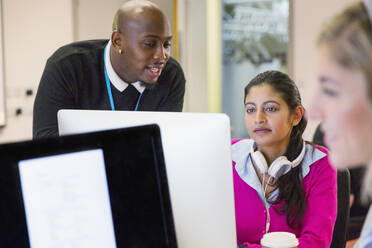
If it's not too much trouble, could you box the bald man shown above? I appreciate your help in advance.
[33,0,185,138]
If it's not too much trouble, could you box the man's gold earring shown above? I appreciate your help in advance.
[119,49,123,54]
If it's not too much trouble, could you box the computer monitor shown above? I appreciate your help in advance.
[0,125,177,248]
[58,110,237,248]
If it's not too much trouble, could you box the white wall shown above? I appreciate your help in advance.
[74,0,174,41]
[182,0,208,112]
[291,0,356,140]
[0,0,73,143]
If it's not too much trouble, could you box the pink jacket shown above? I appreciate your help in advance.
[232,139,337,248]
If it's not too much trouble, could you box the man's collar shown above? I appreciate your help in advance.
[104,40,146,93]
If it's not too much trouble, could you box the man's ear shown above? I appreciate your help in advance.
[111,31,123,49]
[292,106,304,126]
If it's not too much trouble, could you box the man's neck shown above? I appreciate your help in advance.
[109,45,133,84]
[257,143,288,166]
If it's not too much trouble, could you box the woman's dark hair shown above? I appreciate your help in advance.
[244,70,307,228]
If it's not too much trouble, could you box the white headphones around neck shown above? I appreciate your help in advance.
[250,141,306,180]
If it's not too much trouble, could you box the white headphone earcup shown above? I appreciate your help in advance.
[291,141,307,168]
[251,151,268,174]
[268,156,292,178]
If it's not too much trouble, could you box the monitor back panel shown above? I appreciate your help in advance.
[0,125,177,248]
[58,110,237,248]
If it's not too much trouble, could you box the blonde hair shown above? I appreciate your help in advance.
[318,2,372,203]
[318,2,372,102]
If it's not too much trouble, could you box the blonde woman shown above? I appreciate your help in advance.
[309,1,372,247]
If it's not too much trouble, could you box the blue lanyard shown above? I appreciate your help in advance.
[103,45,143,111]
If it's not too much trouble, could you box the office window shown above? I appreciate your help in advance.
[222,0,289,138]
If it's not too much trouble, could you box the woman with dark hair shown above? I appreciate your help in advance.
[308,1,372,247]
[232,70,337,247]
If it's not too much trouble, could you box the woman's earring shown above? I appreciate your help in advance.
[119,49,123,54]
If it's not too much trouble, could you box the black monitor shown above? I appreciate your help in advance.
[0,124,177,248]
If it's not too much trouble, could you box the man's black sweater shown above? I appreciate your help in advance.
[33,40,186,138]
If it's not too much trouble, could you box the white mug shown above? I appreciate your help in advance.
[261,232,299,248]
